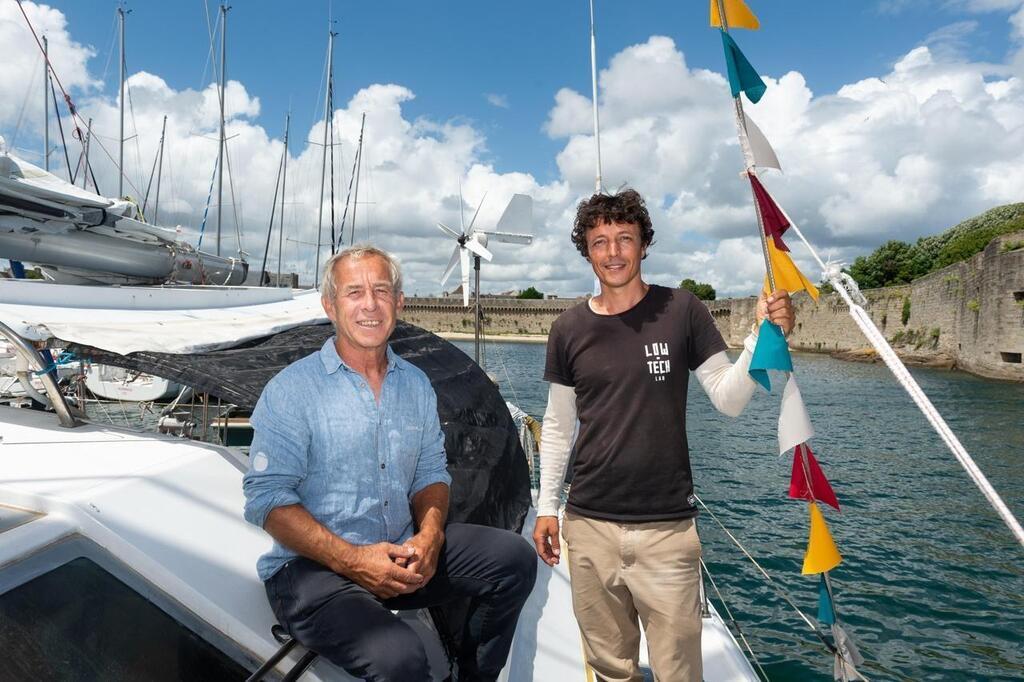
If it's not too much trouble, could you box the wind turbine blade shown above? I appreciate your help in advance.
[437,222,461,239]
[477,230,533,245]
[464,237,494,261]
[467,191,488,235]
[440,244,460,286]
[460,247,471,307]
[495,194,533,234]
[459,180,466,234]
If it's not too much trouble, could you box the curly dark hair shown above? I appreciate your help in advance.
[571,188,655,260]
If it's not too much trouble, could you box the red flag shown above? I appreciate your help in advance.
[789,444,840,511]
[749,174,790,252]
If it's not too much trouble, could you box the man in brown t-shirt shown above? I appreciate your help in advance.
[532,189,795,681]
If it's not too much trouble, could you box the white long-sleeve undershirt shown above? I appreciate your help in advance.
[536,331,760,517]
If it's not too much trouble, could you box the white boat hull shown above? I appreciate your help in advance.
[85,364,181,402]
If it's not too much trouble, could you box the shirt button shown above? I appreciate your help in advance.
[380,463,386,469]
[384,501,389,507]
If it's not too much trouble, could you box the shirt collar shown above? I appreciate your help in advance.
[319,336,403,375]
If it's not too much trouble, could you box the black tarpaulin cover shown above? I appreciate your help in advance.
[69,321,532,535]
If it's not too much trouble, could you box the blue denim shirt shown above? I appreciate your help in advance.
[242,337,452,581]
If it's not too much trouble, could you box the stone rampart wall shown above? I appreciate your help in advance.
[402,232,1024,381]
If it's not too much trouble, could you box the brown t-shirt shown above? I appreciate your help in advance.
[543,285,728,521]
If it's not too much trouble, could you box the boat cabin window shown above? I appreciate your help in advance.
[0,541,249,681]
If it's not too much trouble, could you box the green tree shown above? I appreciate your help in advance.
[848,240,917,289]
[679,278,716,301]
[517,286,544,299]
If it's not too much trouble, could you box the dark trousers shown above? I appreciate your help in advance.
[265,523,538,682]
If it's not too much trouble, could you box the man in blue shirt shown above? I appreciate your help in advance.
[243,245,537,681]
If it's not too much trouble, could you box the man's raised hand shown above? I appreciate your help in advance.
[757,288,795,336]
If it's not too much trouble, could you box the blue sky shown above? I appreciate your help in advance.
[2,1,1023,295]
[54,1,1018,182]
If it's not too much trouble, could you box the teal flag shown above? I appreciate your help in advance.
[748,319,792,390]
[721,30,767,103]
[818,574,836,625]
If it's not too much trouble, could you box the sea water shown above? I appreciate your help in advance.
[455,339,1024,681]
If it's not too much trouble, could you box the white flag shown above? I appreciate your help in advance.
[740,115,782,172]
[779,373,814,454]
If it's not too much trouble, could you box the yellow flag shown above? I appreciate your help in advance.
[802,502,842,575]
[763,239,820,301]
[710,0,760,30]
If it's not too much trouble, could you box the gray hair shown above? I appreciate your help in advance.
[320,245,403,299]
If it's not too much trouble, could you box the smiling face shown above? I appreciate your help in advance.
[321,254,404,358]
[586,219,645,292]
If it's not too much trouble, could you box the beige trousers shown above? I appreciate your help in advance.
[563,511,703,682]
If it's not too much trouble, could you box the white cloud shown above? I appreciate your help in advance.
[2,2,1024,300]
[0,1,97,160]
[485,93,509,109]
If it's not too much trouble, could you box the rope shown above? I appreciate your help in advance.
[32,351,77,376]
[774,204,1024,549]
[694,494,870,681]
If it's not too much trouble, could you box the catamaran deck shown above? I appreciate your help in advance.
[0,404,757,680]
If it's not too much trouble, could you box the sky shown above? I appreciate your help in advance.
[1,0,1023,297]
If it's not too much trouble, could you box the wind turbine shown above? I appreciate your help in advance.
[438,190,534,364]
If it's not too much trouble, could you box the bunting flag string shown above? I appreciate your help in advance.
[720,31,767,103]
[710,3,866,677]
[803,502,843,574]
[790,444,841,510]
[779,377,814,454]
[764,238,821,302]
[748,318,791,391]
[710,0,760,30]
[740,114,782,172]
[749,174,790,251]
[817,575,836,626]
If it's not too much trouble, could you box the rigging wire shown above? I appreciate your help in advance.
[9,52,41,155]
[16,2,147,199]
[694,494,869,681]
[700,558,769,682]
[99,12,119,87]
[125,67,146,202]
[198,1,220,91]
[223,139,245,255]
[49,78,73,182]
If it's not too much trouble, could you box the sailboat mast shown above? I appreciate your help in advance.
[43,35,49,172]
[216,4,229,257]
[589,0,603,194]
[118,6,125,197]
[82,118,93,190]
[350,113,365,246]
[315,29,335,287]
[278,112,289,286]
[154,115,167,223]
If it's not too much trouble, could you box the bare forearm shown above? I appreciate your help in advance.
[263,504,355,574]
[411,482,449,539]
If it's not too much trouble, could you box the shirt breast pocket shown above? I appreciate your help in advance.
[389,423,423,479]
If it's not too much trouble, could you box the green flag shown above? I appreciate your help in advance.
[721,30,767,103]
